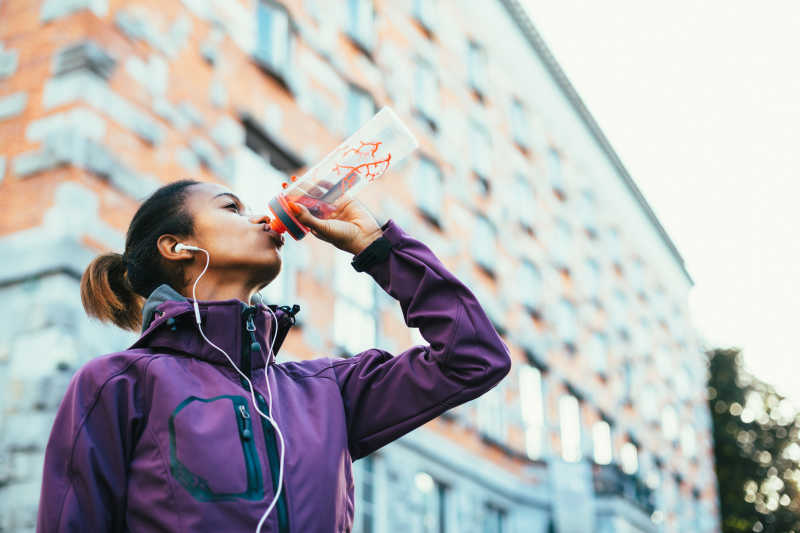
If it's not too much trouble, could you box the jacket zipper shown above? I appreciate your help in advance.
[236,402,260,495]
[241,306,290,533]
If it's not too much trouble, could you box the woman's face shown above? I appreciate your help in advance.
[182,182,284,287]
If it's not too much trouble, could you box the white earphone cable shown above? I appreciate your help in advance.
[186,246,287,533]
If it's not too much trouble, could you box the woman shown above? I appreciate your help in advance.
[37,179,511,532]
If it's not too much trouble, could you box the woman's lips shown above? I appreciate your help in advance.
[264,226,284,248]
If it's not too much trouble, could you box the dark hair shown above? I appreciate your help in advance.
[80,179,200,331]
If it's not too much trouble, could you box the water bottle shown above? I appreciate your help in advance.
[268,106,419,240]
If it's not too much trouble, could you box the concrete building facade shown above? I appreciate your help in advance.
[0,0,719,531]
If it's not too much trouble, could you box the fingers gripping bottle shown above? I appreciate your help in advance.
[268,106,419,240]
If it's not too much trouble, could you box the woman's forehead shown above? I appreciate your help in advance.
[192,182,232,198]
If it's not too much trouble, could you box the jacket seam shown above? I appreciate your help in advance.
[141,355,187,533]
[56,354,153,531]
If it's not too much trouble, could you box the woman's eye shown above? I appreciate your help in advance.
[225,203,240,213]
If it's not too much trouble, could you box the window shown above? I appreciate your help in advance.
[516,261,542,312]
[630,257,646,295]
[353,456,376,533]
[585,332,608,374]
[411,156,444,227]
[510,98,529,149]
[477,380,507,443]
[346,84,375,136]
[333,249,376,355]
[661,405,678,441]
[607,227,622,264]
[551,218,572,267]
[255,1,291,78]
[412,0,437,34]
[471,215,497,275]
[414,59,438,129]
[631,317,652,355]
[576,189,597,235]
[559,394,581,462]
[674,362,692,401]
[482,504,506,533]
[592,420,612,465]
[621,359,633,400]
[640,381,659,422]
[346,0,374,53]
[620,441,639,474]
[680,425,697,458]
[519,364,544,460]
[468,121,491,179]
[554,298,578,348]
[413,472,447,533]
[510,174,536,230]
[578,258,601,298]
[609,289,628,333]
[467,40,488,98]
[242,115,305,174]
[547,148,565,196]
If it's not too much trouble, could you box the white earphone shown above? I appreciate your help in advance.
[175,242,285,533]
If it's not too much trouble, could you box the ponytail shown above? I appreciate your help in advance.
[80,252,144,331]
[79,179,200,332]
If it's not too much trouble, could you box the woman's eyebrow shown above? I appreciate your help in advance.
[213,192,244,206]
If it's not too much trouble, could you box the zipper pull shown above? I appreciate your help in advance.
[238,404,252,440]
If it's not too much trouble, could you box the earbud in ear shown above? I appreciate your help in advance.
[175,243,199,252]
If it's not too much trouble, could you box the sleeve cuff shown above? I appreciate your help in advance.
[351,220,395,272]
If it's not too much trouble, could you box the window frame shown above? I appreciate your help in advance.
[468,120,492,181]
[519,364,545,461]
[254,0,293,88]
[345,0,375,55]
[345,83,376,136]
[510,97,530,151]
[470,213,498,276]
[467,39,488,100]
[411,155,444,228]
[546,148,566,199]
[412,0,437,35]
[592,419,613,465]
[559,393,582,462]
[413,57,439,131]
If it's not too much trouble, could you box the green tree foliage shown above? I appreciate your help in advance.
[708,348,800,532]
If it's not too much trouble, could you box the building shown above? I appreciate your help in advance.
[0,0,720,531]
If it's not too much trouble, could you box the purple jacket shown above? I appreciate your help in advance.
[37,220,511,532]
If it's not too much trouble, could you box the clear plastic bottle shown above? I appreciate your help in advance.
[268,106,419,240]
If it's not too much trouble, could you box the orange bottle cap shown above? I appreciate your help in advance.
[270,217,287,234]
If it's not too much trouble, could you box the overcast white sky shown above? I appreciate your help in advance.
[522,0,800,405]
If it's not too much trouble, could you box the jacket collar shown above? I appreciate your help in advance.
[130,284,299,371]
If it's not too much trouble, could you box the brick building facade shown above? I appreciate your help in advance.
[0,0,719,531]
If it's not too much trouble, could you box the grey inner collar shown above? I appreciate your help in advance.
[140,284,188,333]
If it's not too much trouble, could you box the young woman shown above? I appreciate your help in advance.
[36,179,511,533]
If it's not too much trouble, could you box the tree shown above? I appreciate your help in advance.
[708,348,800,533]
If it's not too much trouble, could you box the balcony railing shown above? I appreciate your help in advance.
[592,463,655,515]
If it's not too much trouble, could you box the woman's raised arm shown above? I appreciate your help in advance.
[330,220,512,460]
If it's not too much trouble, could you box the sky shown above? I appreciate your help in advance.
[521,0,800,405]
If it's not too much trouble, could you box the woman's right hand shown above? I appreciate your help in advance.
[288,198,383,256]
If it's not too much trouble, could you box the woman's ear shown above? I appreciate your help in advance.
[157,234,193,261]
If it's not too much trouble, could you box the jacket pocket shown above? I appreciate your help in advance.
[168,395,264,501]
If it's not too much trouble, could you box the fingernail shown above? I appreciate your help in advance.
[288,201,302,215]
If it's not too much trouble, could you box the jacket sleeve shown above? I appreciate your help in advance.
[37,357,144,532]
[333,220,512,459]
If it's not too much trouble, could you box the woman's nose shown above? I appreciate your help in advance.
[250,213,272,225]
